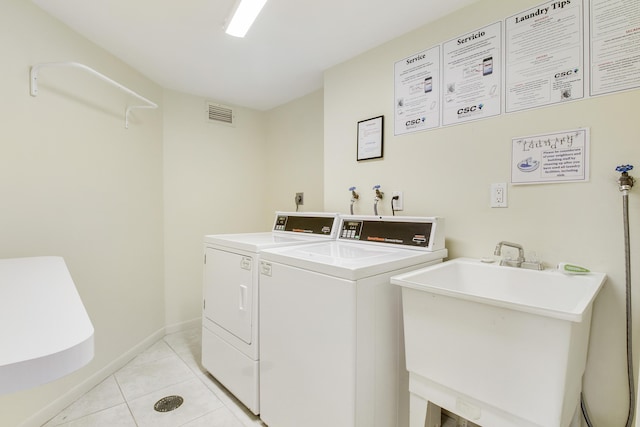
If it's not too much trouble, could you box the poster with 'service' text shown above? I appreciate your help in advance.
[442,22,502,126]
[590,0,640,96]
[394,46,440,136]
[505,0,585,112]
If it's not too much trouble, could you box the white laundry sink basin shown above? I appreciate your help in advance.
[391,258,606,427]
[393,257,605,322]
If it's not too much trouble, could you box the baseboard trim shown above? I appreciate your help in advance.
[165,316,201,335]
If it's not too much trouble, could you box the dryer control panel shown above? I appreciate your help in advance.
[339,216,445,251]
[273,213,339,236]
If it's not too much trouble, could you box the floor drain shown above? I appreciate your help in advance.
[153,395,184,412]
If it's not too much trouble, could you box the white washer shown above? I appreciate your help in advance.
[258,216,447,427]
[202,211,340,415]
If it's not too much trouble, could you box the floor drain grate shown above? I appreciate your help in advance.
[153,395,184,412]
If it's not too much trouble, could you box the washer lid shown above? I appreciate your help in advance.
[260,241,448,281]
[204,232,322,252]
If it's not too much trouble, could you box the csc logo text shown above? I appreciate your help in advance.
[457,104,484,115]
[405,118,425,127]
[555,68,579,78]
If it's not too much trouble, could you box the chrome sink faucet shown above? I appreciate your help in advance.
[494,241,525,267]
[494,241,544,270]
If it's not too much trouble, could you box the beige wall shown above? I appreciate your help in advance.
[162,90,271,327]
[265,89,325,213]
[0,3,325,424]
[324,0,640,425]
[0,0,165,425]
[5,0,637,425]
[162,88,325,328]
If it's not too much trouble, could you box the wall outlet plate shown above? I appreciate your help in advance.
[392,191,403,211]
[490,183,507,208]
[295,192,304,205]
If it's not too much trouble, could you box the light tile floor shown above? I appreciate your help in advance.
[43,327,267,427]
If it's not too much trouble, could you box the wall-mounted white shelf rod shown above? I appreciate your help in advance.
[30,61,158,129]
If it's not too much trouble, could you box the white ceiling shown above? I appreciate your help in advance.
[32,0,479,111]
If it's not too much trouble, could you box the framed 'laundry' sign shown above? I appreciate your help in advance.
[511,128,590,184]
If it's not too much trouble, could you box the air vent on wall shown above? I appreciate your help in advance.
[206,102,234,126]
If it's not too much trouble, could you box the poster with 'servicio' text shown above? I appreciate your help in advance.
[442,22,502,126]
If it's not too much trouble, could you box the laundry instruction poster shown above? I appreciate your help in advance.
[511,128,590,184]
[394,46,440,135]
[590,0,640,96]
[505,0,585,112]
[442,22,502,126]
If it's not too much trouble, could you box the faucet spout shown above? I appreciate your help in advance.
[494,241,525,266]
[494,241,544,270]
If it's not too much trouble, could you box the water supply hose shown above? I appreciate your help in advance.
[582,164,635,427]
[349,187,359,215]
[619,166,635,427]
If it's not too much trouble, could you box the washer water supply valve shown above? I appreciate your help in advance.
[617,164,635,193]
[294,192,304,211]
[349,186,359,215]
[373,185,384,216]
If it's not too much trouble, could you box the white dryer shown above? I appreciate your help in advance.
[202,211,340,415]
[258,215,447,427]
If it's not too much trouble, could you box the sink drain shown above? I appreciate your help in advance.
[153,395,184,412]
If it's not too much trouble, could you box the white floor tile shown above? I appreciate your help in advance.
[115,353,196,401]
[45,327,267,427]
[176,345,207,376]
[164,327,202,355]
[128,339,178,368]
[54,403,136,427]
[181,406,244,427]
[198,374,266,427]
[43,376,124,426]
[127,378,223,427]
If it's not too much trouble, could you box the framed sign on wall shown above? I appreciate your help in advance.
[357,115,384,161]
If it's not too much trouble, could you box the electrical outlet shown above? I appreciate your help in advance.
[490,183,507,208]
[391,191,404,211]
[295,192,304,206]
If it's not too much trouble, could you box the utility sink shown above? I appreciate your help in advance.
[394,257,605,322]
[391,258,606,427]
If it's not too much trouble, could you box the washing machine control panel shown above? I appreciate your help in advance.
[341,220,364,240]
[273,214,337,236]
[339,217,443,250]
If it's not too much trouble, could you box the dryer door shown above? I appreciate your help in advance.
[204,247,254,344]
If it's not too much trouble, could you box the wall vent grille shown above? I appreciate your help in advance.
[206,102,234,125]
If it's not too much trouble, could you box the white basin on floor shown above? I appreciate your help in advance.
[391,258,606,427]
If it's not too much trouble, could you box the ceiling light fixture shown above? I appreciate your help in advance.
[225,0,268,38]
